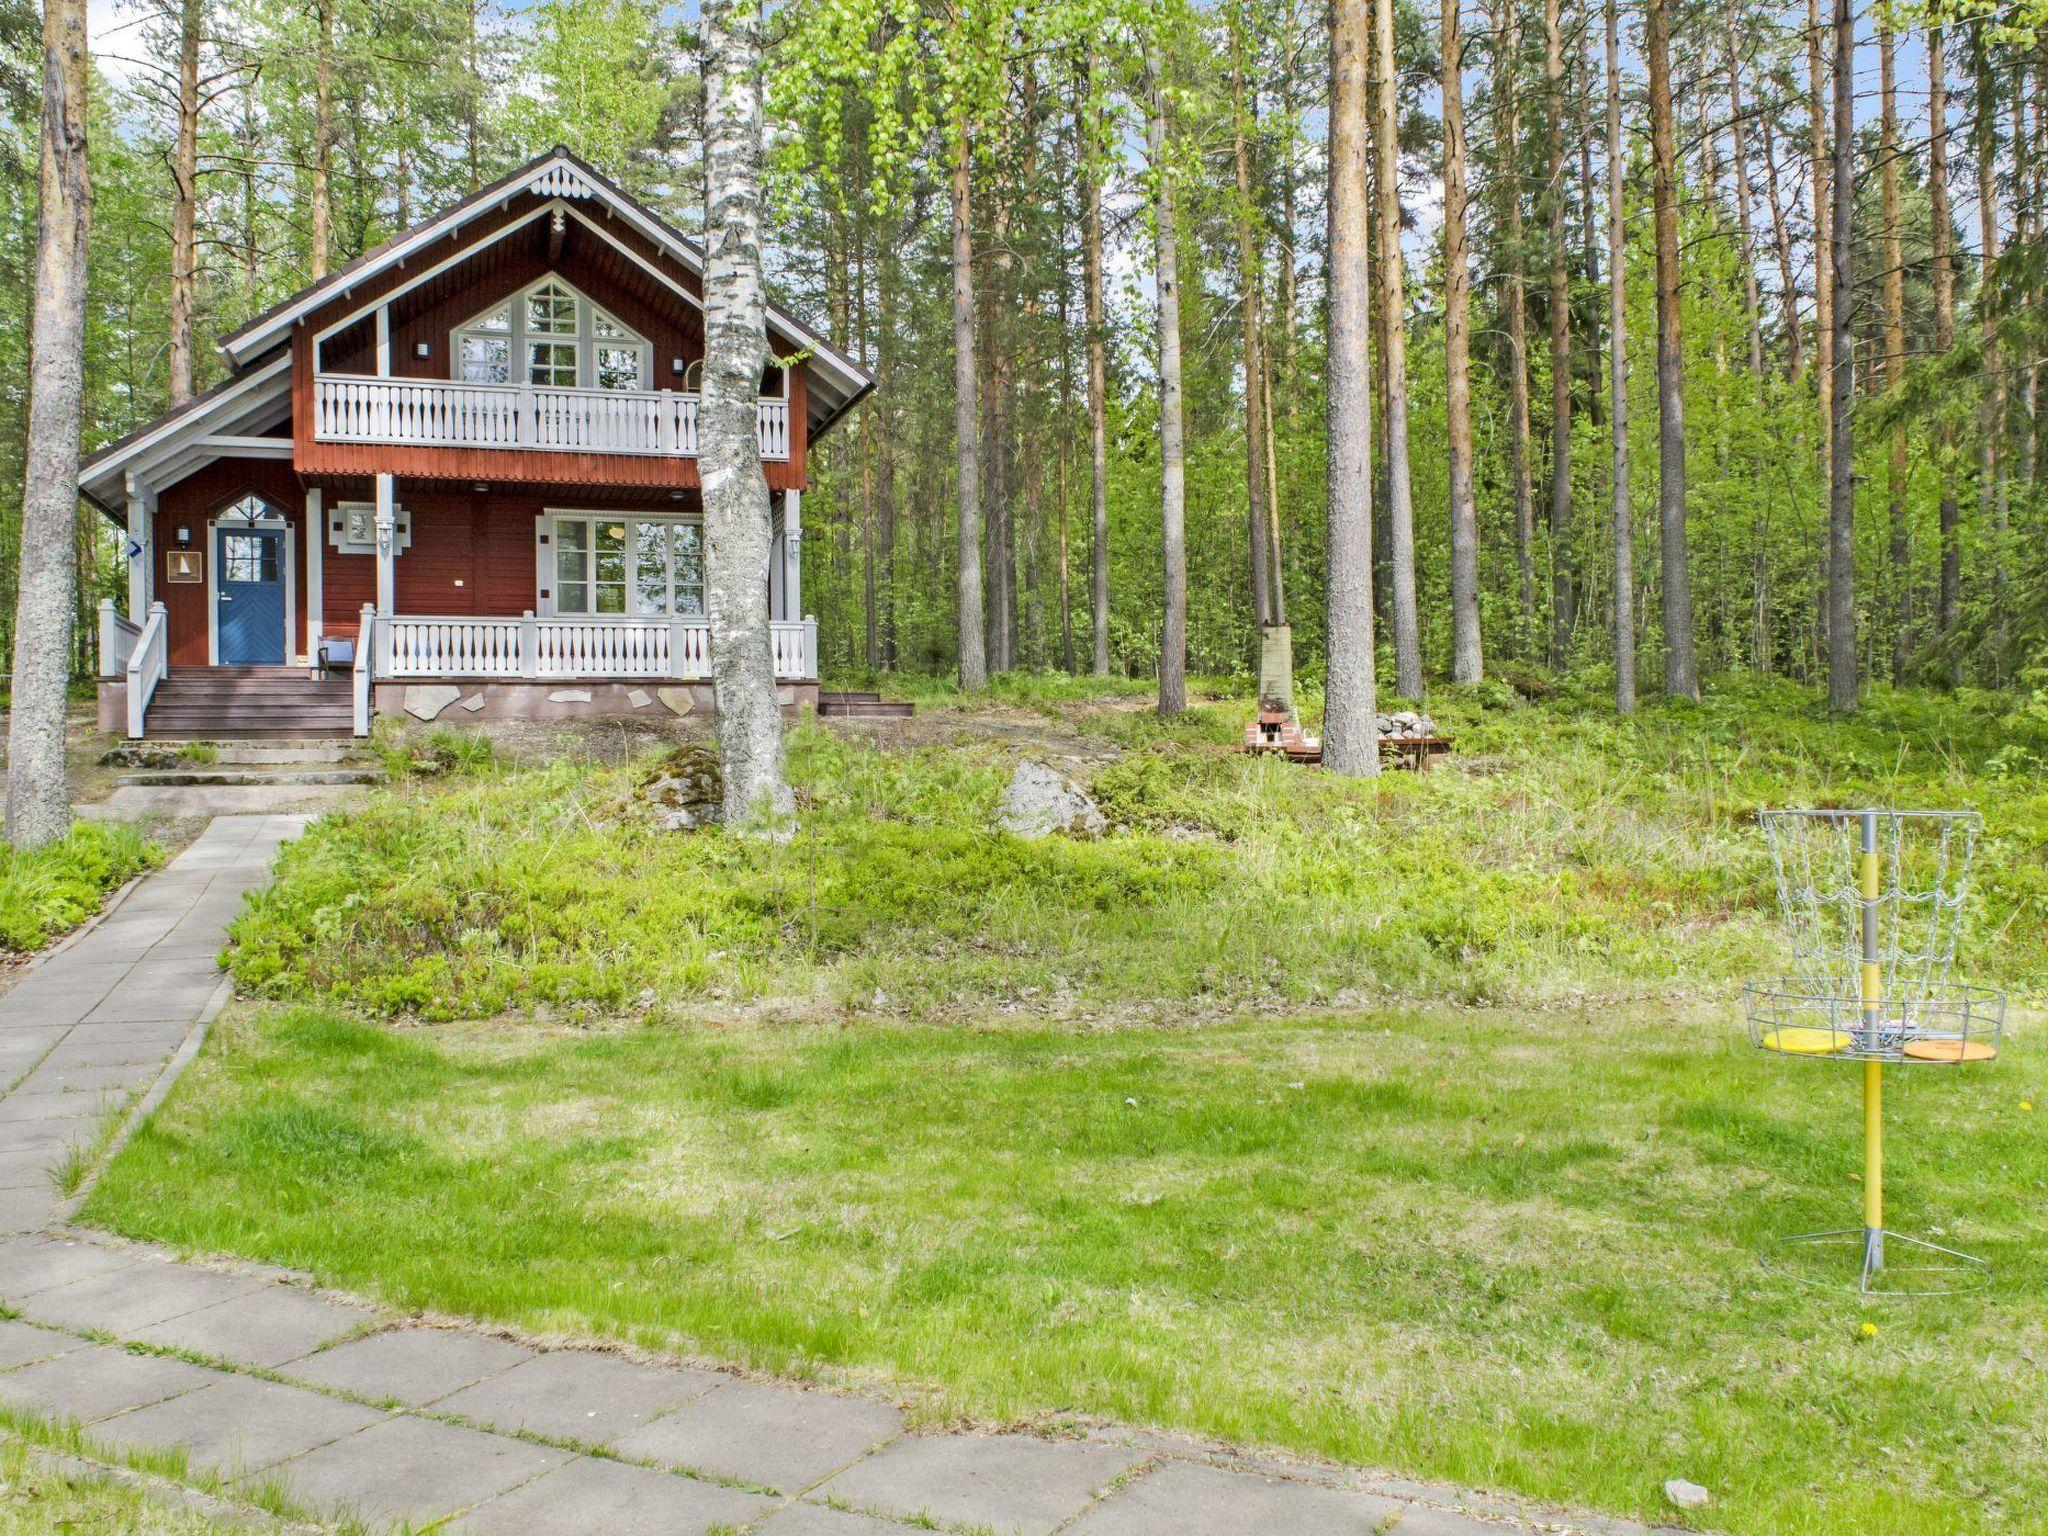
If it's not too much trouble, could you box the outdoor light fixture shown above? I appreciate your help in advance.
[671,357,686,375]
[414,341,431,359]
[174,525,191,547]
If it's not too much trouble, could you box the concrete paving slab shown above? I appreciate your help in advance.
[432,1349,724,1447]
[0,1087,136,1123]
[89,1374,388,1478]
[0,1317,84,1369]
[1375,1506,1536,1535]
[1065,1460,1406,1536]
[450,1454,776,1535]
[84,983,228,1026]
[0,1341,215,1423]
[258,1413,571,1531]
[0,1184,56,1233]
[282,1326,535,1407]
[758,1505,922,1536]
[16,1062,154,1094]
[131,1282,380,1367]
[816,1434,1148,1536]
[0,1117,97,1156]
[614,1378,904,1493]
[18,1258,266,1335]
[0,1236,139,1301]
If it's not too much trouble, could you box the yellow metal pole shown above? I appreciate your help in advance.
[1860,814,1884,1281]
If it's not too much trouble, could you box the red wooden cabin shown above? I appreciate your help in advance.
[83,147,870,740]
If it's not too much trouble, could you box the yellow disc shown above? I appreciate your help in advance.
[1762,1026,1854,1056]
[1902,1038,1998,1063]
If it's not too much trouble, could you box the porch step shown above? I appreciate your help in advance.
[113,768,387,789]
[142,667,356,741]
[818,690,915,720]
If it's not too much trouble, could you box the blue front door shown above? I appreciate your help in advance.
[215,524,287,664]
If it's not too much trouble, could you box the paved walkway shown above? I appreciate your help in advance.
[0,817,1678,1536]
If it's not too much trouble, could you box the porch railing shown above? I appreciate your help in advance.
[125,602,168,740]
[353,606,376,738]
[312,375,793,462]
[98,600,141,680]
[373,612,814,683]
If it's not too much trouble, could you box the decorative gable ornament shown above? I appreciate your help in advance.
[531,163,597,200]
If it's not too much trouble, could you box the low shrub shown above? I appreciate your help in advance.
[0,822,161,953]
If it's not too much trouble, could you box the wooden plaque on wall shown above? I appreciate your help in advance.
[165,550,202,584]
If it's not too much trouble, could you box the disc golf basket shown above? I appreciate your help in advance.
[1744,809,2004,1294]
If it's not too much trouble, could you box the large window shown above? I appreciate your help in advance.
[454,279,650,392]
[554,515,703,616]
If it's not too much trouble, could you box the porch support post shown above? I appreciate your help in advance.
[123,476,152,620]
[305,487,324,658]
[374,472,397,615]
[519,611,538,679]
[783,488,802,623]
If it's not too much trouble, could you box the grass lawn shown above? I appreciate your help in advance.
[80,675,2048,1534]
[0,821,159,955]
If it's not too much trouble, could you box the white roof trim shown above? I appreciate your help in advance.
[81,355,293,503]
[222,149,868,404]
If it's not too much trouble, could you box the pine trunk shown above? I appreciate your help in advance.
[1970,23,2007,673]
[1606,0,1633,713]
[310,0,334,278]
[1826,0,1857,710]
[168,0,201,403]
[1443,0,1484,684]
[1723,19,1766,375]
[949,118,987,690]
[1647,0,1696,697]
[1496,0,1537,652]
[1147,36,1187,717]
[1928,24,1959,676]
[1231,8,1273,631]
[1325,0,1380,774]
[1080,54,1111,678]
[6,0,91,849]
[1880,23,1909,681]
[1376,0,1422,696]
[1544,0,1574,666]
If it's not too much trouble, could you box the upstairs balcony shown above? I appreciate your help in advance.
[310,374,794,463]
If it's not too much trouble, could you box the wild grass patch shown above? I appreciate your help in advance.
[0,822,160,954]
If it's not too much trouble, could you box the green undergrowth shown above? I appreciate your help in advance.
[0,822,161,954]
[221,675,2048,1021]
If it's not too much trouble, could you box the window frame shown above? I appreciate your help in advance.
[451,277,652,394]
[545,511,704,618]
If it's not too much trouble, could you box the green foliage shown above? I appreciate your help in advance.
[0,822,161,954]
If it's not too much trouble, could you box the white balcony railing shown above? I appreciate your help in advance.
[312,375,792,462]
[375,613,815,683]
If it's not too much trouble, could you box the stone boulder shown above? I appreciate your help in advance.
[998,761,1107,839]
[640,745,724,832]
[1376,710,1438,741]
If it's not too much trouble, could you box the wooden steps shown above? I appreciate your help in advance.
[817,690,915,720]
[142,667,356,741]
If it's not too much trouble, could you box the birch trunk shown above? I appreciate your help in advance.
[1808,0,1832,456]
[1146,35,1187,717]
[168,0,201,404]
[1543,0,1574,666]
[1970,22,2006,671]
[1325,0,1379,775]
[950,116,987,690]
[1647,0,1696,698]
[1375,0,1421,696]
[1606,0,1633,713]
[1826,0,1857,710]
[1080,54,1110,677]
[1443,0,1484,684]
[6,0,91,849]
[699,0,791,830]
[1723,21,1766,375]
[1928,24,1959,674]
[1495,0,1536,652]
[1231,7,1272,630]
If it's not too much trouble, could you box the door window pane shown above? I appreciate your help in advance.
[672,524,704,615]
[555,521,589,612]
[635,522,668,614]
[592,521,628,613]
[222,534,277,584]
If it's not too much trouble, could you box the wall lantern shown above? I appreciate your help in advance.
[671,357,686,376]
[174,525,192,548]
[415,341,432,359]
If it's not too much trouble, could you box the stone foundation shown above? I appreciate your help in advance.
[375,679,819,725]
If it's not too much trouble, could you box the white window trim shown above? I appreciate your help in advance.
[540,510,704,619]
[452,275,651,393]
[328,499,412,555]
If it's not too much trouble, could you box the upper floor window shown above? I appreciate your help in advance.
[454,278,650,392]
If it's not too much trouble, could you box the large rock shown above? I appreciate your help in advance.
[998,761,1106,839]
[404,685,463,722]
[640,745,724,832]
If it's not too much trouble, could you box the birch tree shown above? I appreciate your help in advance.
[1325,0,1378,774]
[1442,0,1483,684]
[6,0,91,849]
[1145,27,1187,716]
[1375,0,1420,697]
[1606,0,1632,712]
[699,0,791,829]
[1647,0,1697,698]
[1825,0,1856,710]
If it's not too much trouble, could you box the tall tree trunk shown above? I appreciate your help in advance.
[1080,53,1110,678]
[1826,0,1857,710]
[699,0,790,829]
[1543,0,1574,666]
[167,0,201,404]
[1495,0,1537,652]
[310,0,334,279]
[1376,0,1422,695]
[1647,0,1696,697]
[1723,19,1766,375]
[1757,100,1802,378]
[1606,0,1633,713]
[1326,0,1379,774]
[1443,0,1484,684]
[238,80,259,303]
[1928,23,1959,678]
[6,0,91,848]
[1879,20,1909,681]
[1808,0,1832,472]
[1146,36,1187,717]
[1231,5,1273,631]
[1970,22,2007,672]
[949,116,987,690]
